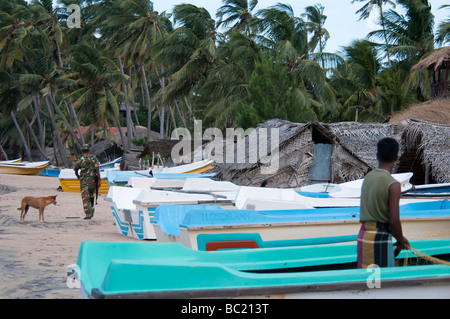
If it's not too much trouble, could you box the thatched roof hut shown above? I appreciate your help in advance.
[398,119,450,184]
[411,46,450,99]
[329,122,402,170]
[211,119,371,188]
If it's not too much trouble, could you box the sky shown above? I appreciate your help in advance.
[152,0,449,54]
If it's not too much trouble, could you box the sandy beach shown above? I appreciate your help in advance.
[0,173,138,299]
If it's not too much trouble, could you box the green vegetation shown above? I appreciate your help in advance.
[0,0,447,162]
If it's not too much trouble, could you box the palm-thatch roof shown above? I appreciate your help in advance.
[211,119,371,188]
[329,122,402,170]
[411,46,450,71]
[400,119,450,184]
[390,98,450,125]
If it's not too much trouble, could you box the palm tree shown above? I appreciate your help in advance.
[436,4,449,45]
[0,0,34,69]
[100,0,170,139]
[303,4,329,56]
[255,4,337,120]
[330,40,383,122]
[154,4,217,112]
[352,0,396,65]
[194,31,261,128]
[65,43,128,147]
[216,0,259,36]
[370,0,434,63]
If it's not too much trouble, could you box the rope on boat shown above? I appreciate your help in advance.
[402,245,450,266]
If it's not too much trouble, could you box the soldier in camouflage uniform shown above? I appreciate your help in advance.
[74,144,101,220]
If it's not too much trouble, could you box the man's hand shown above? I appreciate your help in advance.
[394,236,410,257]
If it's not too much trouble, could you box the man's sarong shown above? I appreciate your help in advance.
[357,221,394,268]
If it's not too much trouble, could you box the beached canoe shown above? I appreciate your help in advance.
[106,170,215,187]
[235,185,433,210]
[105,185,235,240]
[297,172,414,198]
[74,239,450,299]
[59,169,109,194]
[104,186,153,240]
[0,158,21,164]
[150,159,214,174]
[99,157,122,170]
[403,183,450,197]
[0,160,49,176]
[161,200,450,250]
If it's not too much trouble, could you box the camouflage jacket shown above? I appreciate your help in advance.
[73,154,100,182]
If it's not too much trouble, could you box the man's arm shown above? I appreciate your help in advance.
[388,182,409,256]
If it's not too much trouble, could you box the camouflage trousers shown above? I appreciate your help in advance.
[80,180,96,217]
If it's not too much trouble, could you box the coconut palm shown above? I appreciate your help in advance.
[436,5,449,45]
[65,42,128,146]
[352,0,396,65]
[303,4,329,55]
[216,0,259,36]
[330,40,383,122]
[154,4,217,109]
[99,0,171,139]
[370,0,434,63]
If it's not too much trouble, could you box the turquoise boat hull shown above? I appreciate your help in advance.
[75,239,450,299]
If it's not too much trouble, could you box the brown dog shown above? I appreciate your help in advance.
[18,195,57,223]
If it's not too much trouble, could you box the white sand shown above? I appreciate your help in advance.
[0,173,138,299]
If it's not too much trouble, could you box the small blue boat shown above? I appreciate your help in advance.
[74,239,450,299]
[40,165,61,177]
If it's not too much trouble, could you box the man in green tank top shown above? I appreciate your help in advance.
[357,138,409,268]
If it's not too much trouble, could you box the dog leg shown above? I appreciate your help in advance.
[21,205,29,223]
[39,208,45,223]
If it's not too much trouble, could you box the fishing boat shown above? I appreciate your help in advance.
[151,159,214,174]
[403,183,450,198]
[234,185,432,210]
[0,158,21,164]
[59,169,109,194]
[40,165,61,177]
[104,186,152,240]
[42,157,121,178]
[156,200,450,250]
[0,160,49,176]
[296,172,413,198]
[99,157,122,170]
[106,170,215,187]
[74,239,450,299]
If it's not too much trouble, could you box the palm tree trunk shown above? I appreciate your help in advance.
[140,64,153,139]
[24,118,48,159]
[118,56,133,150]
[31,95,46,151]
[66,100,84,145]
[156,67,166,139]
[49,93,83,151]
[379,7,392,66]
[45,97,70,167]
[129,67,140,127]
[10,111,33,161]
[0,143,8,160]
